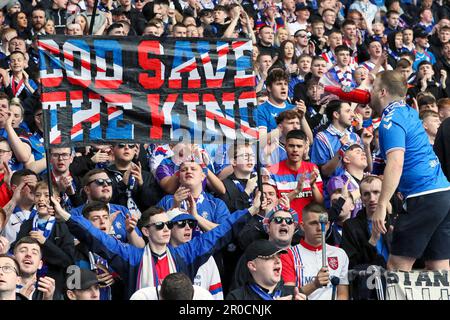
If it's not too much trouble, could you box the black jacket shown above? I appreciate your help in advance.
[74,242,125,300]
[219,174,253,213]
[105,164,162,211]
[13,219,75,297]
[407,79,447,101]
[227,280,295,300]
[434,117,450,181]
[341,209,392,269]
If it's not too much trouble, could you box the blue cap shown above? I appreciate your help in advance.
[295,3,310,11]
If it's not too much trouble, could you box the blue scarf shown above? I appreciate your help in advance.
[248,283,282,300]
[32,215,56,239]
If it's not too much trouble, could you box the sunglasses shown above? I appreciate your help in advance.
[270,216,295,225]
[175,220,197,229]
[117,143,136,149]
[87,178,113,187]
[145,221,174,230]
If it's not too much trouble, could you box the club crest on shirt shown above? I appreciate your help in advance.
[328,257,339,270]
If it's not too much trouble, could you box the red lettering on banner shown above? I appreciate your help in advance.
[147,93,178,139]
[138,41,164,89]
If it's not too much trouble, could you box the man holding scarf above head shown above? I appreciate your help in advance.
[50,188,263,299]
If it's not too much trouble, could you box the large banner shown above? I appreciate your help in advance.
[38,36,258,147]
[386,270,450,300]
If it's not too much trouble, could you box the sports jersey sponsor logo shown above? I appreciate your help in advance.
[328,256,339,270]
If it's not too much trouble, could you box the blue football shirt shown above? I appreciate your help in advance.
[256,100,294,132]
[378,101,450,198]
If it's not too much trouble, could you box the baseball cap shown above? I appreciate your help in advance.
[244,240,287,262]
[7,0,20,10]
[414,28,428,39]
[294,28,310,38]
[78,268,101,290]
[166,208,196,223]
[295,3,310,11]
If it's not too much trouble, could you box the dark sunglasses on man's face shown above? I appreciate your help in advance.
[175,220,197,229]
[117,143,136,149]
[145,221,174,230]
[88,178,113,187]
[270,216,294,225]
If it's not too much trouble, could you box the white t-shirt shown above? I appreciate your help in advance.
[130,285,214,300]
[3,209,32,243]
[288,22,308,36]
[194,256,224,300]
[281,242,349,300]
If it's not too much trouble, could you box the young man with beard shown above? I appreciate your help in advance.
[227,239,306,300]
[30,6,47,37]
[370,70,450,271]
[1,169,38,243]
[269,129,324,221]
[51,189,262,298]
[13,236,56,300]
[310,100,362,179]
[341,175,392,269]
[70,169,144,247]
[166,208,223,300]
[13,181,74,298]
[106,142,161,214]
[281,203,350,300]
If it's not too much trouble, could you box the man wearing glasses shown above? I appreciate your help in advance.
[0,254,25,300]
[43,147,83,211]
[70,168,145,248]
[231,204,300,291]
[106,142,161,214]
[167,208,223,300]
[50,191,262,299]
